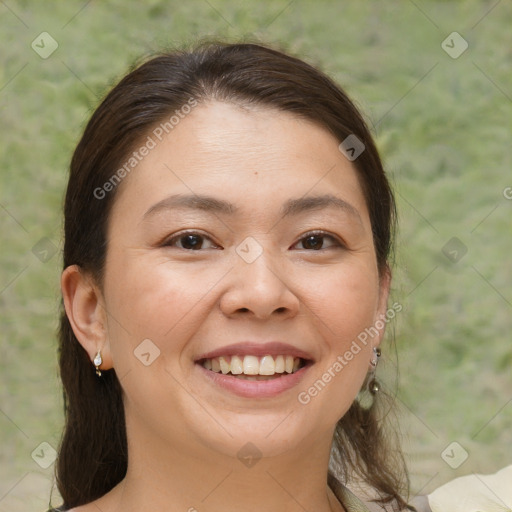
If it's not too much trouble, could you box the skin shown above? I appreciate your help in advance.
[62,101,391,512]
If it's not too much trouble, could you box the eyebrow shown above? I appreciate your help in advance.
[143,193,361,221]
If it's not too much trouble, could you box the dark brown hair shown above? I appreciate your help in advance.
[55,41,409,510]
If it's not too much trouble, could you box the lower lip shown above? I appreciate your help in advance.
[195,362,313,398]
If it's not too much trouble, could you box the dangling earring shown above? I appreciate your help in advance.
[370,346,381,369]
[356,347,381,409]
[368,347,381,394]
[93,350,103,377]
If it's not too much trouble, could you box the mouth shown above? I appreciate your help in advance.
[194,350,314,398]
[197,354,309,380]
[193,341,315,398]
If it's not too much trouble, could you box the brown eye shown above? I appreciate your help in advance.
[163,231,219,250]
[292,232,342,251]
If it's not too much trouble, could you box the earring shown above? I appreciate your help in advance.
[369,346,381,369]
[93,350,102,377]
[356,347,381,409]
[368,377,380,395]
[368,347,381,395]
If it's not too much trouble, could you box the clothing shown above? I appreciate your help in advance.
[409,495,431,512]
[337,485,373,511]
[427,465,512,512]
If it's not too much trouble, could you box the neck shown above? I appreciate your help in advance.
[99,417,345,512]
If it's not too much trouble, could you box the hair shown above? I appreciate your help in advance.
[55,41,410,510]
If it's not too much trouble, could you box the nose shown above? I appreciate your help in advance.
[219,247,300,320]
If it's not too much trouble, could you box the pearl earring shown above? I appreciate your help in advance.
[93,350,103,377]
[356,347,382,409]
[368,347,381,395]
[369,346,381,368]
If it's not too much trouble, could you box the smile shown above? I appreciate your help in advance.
[200,354,307,380]
[196,354,313,398]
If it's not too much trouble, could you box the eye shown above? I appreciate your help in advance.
[291,231,344,251]
[162,231,220,251]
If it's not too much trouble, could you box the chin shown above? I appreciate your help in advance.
[190,414,317,461]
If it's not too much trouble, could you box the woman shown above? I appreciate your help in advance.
[51,41,416,511]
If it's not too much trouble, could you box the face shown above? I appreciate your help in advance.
[97,101,389,459]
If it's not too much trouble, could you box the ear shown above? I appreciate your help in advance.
[61,265,113,372]
[374,264,392,347]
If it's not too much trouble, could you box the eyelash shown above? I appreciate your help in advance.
[161,230,345,251]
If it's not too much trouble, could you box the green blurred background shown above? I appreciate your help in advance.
[1,1,511,510]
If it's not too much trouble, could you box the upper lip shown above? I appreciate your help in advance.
[194,341,315,363]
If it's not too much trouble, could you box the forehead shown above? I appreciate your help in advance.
[109,101,369,225]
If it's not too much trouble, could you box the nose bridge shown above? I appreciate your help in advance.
[220,236,298,319]
[235,236,285,296]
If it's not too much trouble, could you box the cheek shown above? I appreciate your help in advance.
[295,263,379,421]
[102,256,229,365]
[307,261,380,345]
[100,259,213,417]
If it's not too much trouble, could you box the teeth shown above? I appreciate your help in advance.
[219,356,230,374]
[230,355,243,375]
[243,355,260,375]
[274,355,285,373]
[285,355,294,373]
[201,354,304,376]
[259,355,275,375]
